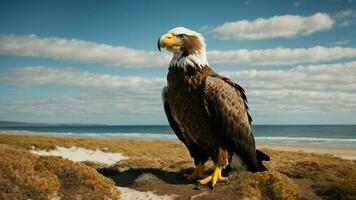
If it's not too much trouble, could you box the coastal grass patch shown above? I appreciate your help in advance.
[0,144,120,200]
[0,144,59,200]
[266,149,356,200]
[0,134,189,162]
[231,170,300,200]
[81,160,108,169]
[133,173,163,187]
[111,144,355,200]
[1,133,355,199]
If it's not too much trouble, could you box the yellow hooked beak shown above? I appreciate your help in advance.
[157,33,181,51]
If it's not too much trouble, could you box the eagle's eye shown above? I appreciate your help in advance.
[176,34,187,38]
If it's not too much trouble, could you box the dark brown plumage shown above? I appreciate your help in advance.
[163,65,269,171]
[159,27,269,187]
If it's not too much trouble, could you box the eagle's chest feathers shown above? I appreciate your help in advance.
[167,65,206,91]
[166,65,216,146]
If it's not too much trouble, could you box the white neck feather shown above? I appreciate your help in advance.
[166,27,209,68]
[169,49,209,68]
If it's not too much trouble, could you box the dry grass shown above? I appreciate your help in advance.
[1,133,356,200]
[0,144,59,200]
[232,171,300,200]
[81,160,108,169]
[0,144,120,200]
[266,149,356,200]
[0,133,189,163]
[133,173,163,187]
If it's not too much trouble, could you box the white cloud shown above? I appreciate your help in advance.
[334,9,356,27]
[248,90,356,115]
[0,35,171,68]
[208,46,356,66]
[222,61,356,91]
[0,67,165,115]
[333,9,356,27]
[334,10,355,19]
[2,66,164,92]
[210,13,334,40]
[1,92,163,116]
[331,40,349,46]
[222,61,356,114]
[1,62,356,119]
[2,35,356,67]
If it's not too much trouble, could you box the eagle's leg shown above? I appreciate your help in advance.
[198,148,228,188]
[183,162,205,180]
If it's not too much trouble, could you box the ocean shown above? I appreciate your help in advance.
[0,125,355,148]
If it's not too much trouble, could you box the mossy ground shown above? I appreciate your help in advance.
[1,133,355,200]
[0,143,120,200]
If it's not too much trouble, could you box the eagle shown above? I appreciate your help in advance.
[158,27,270,188]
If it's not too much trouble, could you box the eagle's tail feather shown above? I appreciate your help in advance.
[256,149,269,171]
[256,149,270,161]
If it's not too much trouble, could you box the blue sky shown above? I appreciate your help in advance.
[1,0,356,124]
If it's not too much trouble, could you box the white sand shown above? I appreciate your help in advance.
[117,187,173,200]
[258,144,356,160]
[334,154,356,160]
[30,146,128,165]
[31,146,173,200]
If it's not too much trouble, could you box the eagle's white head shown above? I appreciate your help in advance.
[158,27,208,68]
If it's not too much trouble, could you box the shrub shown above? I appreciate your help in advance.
[0,145,120,200]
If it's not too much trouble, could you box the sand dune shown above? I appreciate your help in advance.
[30,146,128,165]
[258,144,356,160]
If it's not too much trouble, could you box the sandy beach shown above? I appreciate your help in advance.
[1,133,355,200]
[257,144,356,160]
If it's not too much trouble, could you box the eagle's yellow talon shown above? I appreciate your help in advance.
[218,173,228,182]
[198,166,227,187]
[198,175,212,185]
[183,163,204,180]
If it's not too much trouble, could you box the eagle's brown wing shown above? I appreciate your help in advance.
[162,87,209,165]
[162,87,186,143]
[203,76,263,171]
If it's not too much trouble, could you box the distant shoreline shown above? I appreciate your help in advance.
[1,125,356,149]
